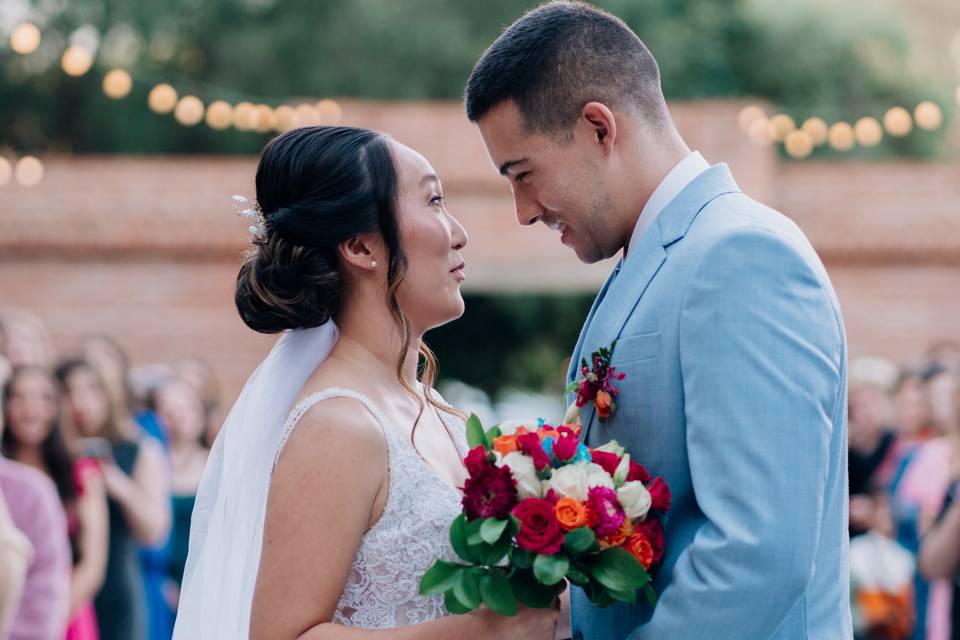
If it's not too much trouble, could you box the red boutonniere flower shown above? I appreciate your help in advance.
[566,340,626,422]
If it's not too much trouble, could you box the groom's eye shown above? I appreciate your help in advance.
[515,171,530,184]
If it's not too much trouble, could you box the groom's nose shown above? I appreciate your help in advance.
[513,188,543,226]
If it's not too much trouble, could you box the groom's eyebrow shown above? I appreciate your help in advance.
[498,158,528,176]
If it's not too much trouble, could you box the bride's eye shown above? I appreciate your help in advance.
[430,194,445,207]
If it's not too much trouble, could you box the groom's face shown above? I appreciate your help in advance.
[476,100,616,264]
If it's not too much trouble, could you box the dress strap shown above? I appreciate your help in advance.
[273,387,397,471]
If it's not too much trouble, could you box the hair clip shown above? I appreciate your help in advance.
[232,195,266,241]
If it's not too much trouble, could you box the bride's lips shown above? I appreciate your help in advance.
[450,261,466,282]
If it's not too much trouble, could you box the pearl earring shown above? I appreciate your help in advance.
[371,260,378,269]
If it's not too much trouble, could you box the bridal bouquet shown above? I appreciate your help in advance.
[419,416,671,616]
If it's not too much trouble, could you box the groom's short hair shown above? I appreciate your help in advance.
[465,1,668,136]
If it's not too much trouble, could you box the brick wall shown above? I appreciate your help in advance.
[1,100,957,406]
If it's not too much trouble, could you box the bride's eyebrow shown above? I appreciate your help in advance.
[420,174,439,186]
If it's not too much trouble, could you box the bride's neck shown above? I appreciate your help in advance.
[335,297,422,388]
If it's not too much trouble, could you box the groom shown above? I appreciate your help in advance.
[466,3,852,639]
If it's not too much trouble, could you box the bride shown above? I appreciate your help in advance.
[172,126,559,639]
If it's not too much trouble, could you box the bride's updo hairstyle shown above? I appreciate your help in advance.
[236,126,450,419]
[236,126,399,333]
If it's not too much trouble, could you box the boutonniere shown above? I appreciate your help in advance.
[564,340,626,423]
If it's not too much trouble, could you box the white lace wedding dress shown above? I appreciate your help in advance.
[278,387,469,628]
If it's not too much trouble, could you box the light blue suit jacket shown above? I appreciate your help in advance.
[568,165,852,640]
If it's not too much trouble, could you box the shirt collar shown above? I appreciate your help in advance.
[625,151,710,257]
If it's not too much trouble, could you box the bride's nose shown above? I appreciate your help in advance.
[449,213,468,250]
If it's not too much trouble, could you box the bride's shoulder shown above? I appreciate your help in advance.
[277,395,388,475]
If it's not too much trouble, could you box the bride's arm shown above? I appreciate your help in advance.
[250,398,557,640]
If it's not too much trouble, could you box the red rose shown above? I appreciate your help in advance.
[590,450,621,477]
[512,498,564,555]
[628,462,652,484]
[647,476,671,513]
[552,433,579,462]
[464,445,488,477]
[576,378,598,407]
[637,517,664,563]
[462,464,518,521]
[517,433,551,471]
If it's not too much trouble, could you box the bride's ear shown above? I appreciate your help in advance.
[338,233,384,273]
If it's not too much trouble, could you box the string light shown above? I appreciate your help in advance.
[204,101,233,130]
[148,84,178,114]
[273,105,298,132]
[747,117,773,145]
[737,105,766,132]
[784,130,814,159]
[10,23,41,55]
[801,117,829,146]
[769,114,796,142]
[254,104,275,133]
[14,156,44,187]
[61,46,93,76]
[0,157,11,186]
[232,102,257,131]
[174,96,204,126]
[883,107,912,137]
[102,69,132,99]
[914,101,942,130]
[854,117,883,147]
[317,99,342,124]
[295,103,320,127]
[955,85,960,109]
[828,122,855,151]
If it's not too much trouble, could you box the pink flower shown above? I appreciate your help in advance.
[518,432,551,471]
[462,464,518,521]
[552,432,580,462]
[628,461,652,484]
[590,450,621,477]
[648,476,671,513]
[512,498,564,555]
[586,486,626,538]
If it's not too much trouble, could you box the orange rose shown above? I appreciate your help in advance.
[538,429,561,442]
[594,391,614,418]
[599,519,633,549]
[554,498,588,531]
[625,533,655,569]
[492,435,519,457]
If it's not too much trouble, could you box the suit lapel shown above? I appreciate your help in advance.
[577,164,741,443]
[567,259,621,386]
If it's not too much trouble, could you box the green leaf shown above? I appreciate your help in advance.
[562,528,597,556]
[450,514,477,563]
[480,570,518,616]
[589,548,651,593]
[453,569,482,609]
[564,380,580,396]
[509,569,561,609]
[444,589,473,614]
[566,567,589,586]
[480,518,509,545]
[485,425,502,444]
[643,583,657,607]
[509,546,534,569]
[466,414,487,449]
[482,538,511,566]
[533,553,570,586]
[609,588,637,604]
[466,518,485,546]
[419,560,465,596]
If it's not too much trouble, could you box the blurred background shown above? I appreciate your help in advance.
[0,1,959,639]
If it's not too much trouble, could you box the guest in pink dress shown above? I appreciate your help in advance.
[2,366,108,640]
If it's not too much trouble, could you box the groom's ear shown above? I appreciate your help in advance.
[581,102,617,154]
[338,233,383,273]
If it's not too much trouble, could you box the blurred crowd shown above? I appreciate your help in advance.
[847,344,960,640]
[0,305,958,640]
[0,308,218,640]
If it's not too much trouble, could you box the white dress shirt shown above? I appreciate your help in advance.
[625,151,710,257]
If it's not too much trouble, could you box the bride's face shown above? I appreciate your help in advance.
[389,141,468,333]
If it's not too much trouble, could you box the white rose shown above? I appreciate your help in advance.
[501,452,542,499]
[617,481,652,520]
[546,462,613,502]
[498,419,536,436]
[545,463,589,502]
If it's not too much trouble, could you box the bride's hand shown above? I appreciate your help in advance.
[469,604,560,639]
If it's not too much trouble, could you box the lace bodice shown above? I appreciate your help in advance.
[277,387,468,629]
